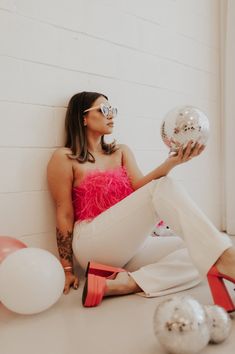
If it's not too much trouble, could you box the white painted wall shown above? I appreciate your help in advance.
[221,0,235,235]
[0,0,222,254]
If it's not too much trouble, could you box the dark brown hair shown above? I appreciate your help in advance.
[65,91,117,163]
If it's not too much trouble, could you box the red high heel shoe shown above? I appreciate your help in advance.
[82,274,107,307]
[85,261,125,278]
[207,265,235,313]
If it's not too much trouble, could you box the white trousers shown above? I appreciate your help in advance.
[72,176,232,297]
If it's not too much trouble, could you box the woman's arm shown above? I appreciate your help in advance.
[121,142,205,190]
[47,148,79,293]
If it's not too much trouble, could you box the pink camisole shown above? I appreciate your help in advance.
[72,166,134,222]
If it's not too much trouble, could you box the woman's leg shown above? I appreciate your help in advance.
[124,236,201,297]
[151,176,232,275]
[73,181,160,270]
[73,176,232,281]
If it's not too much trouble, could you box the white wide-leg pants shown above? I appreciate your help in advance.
[72,176,232,297]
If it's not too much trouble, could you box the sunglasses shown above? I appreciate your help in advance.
[83,103,118,118]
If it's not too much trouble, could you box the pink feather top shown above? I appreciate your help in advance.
[72,166,134,222]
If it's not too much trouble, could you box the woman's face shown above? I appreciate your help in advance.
[83,96,115,135]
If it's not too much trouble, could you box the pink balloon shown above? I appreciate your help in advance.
[0,236,27,264]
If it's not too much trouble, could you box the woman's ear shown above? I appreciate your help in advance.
[83,117,87,126]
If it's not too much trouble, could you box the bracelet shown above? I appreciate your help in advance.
[63,266,73,272]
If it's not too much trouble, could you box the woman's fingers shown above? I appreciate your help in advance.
[188,142,200,158]
[177,146,184,160]
[189,143,205,158]
[63,282,70,294]
[63,277,72,294]
[168,141,205,165]
[73,277,79,290]
[63,274,79,294]
[183,142,206,161]
[182,141,194,161]
[198,144,206,154]
[169,146,183,165]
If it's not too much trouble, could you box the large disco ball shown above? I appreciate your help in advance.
[161,106,210,152]
[153,295,210,354]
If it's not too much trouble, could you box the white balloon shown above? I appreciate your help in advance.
[0,248,65,315]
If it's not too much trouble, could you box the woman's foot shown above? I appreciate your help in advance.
[104,271,142,296]
[214,246,235,279]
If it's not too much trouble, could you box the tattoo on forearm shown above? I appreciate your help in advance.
[56,228,73,264]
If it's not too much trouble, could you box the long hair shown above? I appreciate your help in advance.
[65,91,117,163]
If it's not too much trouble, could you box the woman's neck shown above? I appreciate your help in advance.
[87,135,102,153]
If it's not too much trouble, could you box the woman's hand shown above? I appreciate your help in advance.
[166,141,206,168]
[63,271,80,295]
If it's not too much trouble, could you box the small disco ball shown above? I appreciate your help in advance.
[161,105,210,152]
[205,305,232,344]
[153,295,210,354]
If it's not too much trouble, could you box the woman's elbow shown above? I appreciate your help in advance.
[56,208,74,225]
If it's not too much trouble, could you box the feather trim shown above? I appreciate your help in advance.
[72,166,133,221]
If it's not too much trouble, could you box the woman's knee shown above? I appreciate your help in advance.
[153,175,183,198]
[151,175,174,189]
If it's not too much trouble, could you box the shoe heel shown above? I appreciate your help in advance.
[85,261,91,278]
[207,273,235,312]
[85,261,125,277]
[82,274,106,307]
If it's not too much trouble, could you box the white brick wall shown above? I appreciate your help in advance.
[0,0,222,253]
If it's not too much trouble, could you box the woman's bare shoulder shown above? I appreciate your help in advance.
[117,144,133,156]
[50,147,72,161]
[53,146,72,156]
[117,143,131,151]
[47,148,74,174]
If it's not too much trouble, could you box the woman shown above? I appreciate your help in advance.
[47,91,235,310]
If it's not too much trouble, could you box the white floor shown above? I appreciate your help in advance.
[1,267,235,354]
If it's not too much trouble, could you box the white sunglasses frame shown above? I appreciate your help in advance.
[83,103,118,118]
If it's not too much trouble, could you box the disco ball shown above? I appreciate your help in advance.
[153,295,210,354]
[161,106,210,152]
[205,305,232,344]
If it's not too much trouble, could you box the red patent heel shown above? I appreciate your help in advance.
[207,265,235,313]
[82,274,107,307]
[85,261,125,278]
